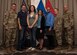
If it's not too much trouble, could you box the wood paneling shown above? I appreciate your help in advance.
[73,0,77,46]
[63,0,68,5]
[54,0,59,8]
[0,0,77,46]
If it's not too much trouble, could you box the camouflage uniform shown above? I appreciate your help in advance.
[63,11,74,46]
[54,14,62,46]
[3,10,17,47]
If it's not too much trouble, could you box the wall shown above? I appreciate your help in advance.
[0,0,77,46]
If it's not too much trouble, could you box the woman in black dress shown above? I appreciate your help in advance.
[36,10,45,50]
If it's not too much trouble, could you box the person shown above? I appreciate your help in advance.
[27,5,38,51]
[62,5,74,50]
[54,8,62,50]
[45,7,55,49]
[36,10,45,50]
[3,3,17,53]
[17,4,27,51]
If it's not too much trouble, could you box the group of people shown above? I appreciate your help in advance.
[3,3,74,53]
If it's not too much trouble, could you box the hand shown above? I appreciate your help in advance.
[29,25,33,29]
[30,25,33,28]
[49,28,51,31]
[19,26,22,30]
[28,26,30,28]
[4,13,7,16]
[5,26,8,30]
[40,30,42,33]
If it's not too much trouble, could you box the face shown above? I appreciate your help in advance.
[31,6,35,12]
[11,4,16,11]
[47,7,50,12]
[64,5,68,12]
[54,9,58,15]
[22,6,26,11]
[38,10,42,15]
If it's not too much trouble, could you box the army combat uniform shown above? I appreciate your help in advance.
[3,10,17,48]
[54,14,62,46]
[63,11,74,48]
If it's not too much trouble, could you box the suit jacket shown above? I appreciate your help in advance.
[40,16,45,31]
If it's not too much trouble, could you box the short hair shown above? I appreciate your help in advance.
[11,3,16,6]
[21,4,26,7]
[55,8,59,11]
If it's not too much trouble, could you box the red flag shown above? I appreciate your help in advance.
[46,0,56,16]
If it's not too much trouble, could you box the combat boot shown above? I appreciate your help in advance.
[54,45,62,50]
[67,44,72,51]
[10,46,16,52]
[5,47,12,53]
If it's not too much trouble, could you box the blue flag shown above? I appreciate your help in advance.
[20,0,28,11]
[37,0,47,15]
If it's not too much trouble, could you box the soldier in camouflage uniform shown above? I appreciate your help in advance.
[54,8,62,50]
[62,5,74,50]
[3,3,17,53]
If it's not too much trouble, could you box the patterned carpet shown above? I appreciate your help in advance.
[0,48,77,55]
[1,52,77,55]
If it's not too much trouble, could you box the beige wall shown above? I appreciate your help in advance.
[0,0,77,46]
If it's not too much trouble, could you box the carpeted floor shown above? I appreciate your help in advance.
[0,48,77,55]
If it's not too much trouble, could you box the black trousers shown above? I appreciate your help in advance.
[45,26,56,49]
